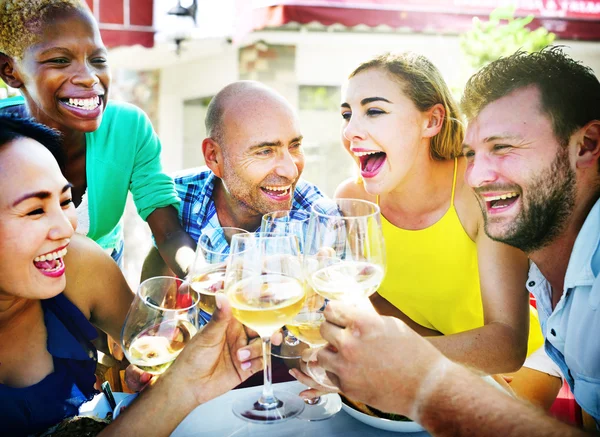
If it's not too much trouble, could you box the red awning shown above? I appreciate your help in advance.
[85,0,155,48]
[250,0,600,40]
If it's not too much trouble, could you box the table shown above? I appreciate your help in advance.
[171,381,430,436]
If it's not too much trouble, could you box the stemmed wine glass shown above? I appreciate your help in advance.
[188,227,249,323]
[261,210,310,358]
[121,276,200,375]
[261,210,343,420]
[303,198,386,389]
[224,232,307,423]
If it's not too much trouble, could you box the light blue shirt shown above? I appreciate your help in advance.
[527,198,600,426]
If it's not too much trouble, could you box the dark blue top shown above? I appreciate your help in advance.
[0,294,99,436]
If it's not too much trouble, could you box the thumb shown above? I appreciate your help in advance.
[198,294,232,341]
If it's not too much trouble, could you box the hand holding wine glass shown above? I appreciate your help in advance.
[302,198,386,389]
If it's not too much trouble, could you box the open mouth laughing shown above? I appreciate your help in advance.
[58,95,104,118]
[261,184,292,200]
[33,245,69,278]
[482,192,520,213]
[353,150,387,178]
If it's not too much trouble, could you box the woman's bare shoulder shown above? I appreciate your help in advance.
[63,235,117,314]
[334,177,376,202]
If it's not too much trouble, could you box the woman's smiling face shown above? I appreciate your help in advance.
[340,68,430,194]
[0,138,77,300]
[13,7,110,135]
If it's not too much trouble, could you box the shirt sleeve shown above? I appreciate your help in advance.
[128,108,181,221]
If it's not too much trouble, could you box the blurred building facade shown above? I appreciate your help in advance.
[4,1,599,285]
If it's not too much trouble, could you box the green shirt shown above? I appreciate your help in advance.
[0,97,180,250]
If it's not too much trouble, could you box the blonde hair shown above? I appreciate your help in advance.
[350,52,464,160]
[0,0,86,59]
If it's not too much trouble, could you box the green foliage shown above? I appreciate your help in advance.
[461,6,555,71]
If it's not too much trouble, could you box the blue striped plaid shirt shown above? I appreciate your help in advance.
[174,167,325,254]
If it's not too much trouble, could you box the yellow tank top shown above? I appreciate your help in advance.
[377,159,543,356]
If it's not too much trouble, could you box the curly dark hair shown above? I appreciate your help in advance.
[0,0,86,59]
[0,114,65,170]
[461,47,600,148]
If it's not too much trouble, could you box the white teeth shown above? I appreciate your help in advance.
[66,96,100,110]
[34,247,68,263]
[486,192,519,202]
[353,151,381,157]
[264,186,290,192]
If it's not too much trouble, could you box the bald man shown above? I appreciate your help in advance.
[141,81,324,279]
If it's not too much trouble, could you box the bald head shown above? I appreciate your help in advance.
[205,81,295,146]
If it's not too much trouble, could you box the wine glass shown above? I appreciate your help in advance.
[225,232,307,423]
[121,276,200,375]
[303,198,386,389]
[188,227,249,323]
[262,210,342,420]
[261,210,310,252]
[261,210,310,359]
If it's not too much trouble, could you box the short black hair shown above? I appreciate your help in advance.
[0,114,65,170]
[461,47,600,148]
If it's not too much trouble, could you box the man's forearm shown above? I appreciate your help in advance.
[416,362,585,437]
[99,370,198,437]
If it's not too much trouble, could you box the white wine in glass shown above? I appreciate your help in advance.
[227,273,306,338]
[188,227,249,319]
[122,276,199,375]
[310,261,384,301]
[261,210,312,359]
[303,198,386,389]
[225,232,307,424]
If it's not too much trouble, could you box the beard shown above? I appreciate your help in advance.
[480,147,576,253]
[221,165,294,218]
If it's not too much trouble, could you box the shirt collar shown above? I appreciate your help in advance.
[193,171,217,227]
[564,197,600,289]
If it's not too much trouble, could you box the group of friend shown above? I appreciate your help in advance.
[0,1,598,436]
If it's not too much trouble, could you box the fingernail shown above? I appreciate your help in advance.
[215,293,225,310]
[289,369,296,377]
[237,349,251,360]
[241,361,252,370]
[141,373,152,384]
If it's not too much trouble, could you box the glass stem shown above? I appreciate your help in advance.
[258,337,279,408]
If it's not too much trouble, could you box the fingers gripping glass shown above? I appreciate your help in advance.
[187,227,249,323]
[225,232,307,423]
[121,276,200,375]
[303,198,386,390]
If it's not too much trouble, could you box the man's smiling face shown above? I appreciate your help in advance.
[220,93,305,218]
[463,85,576,253]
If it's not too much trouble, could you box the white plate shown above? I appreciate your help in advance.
[113,393,139,419]
[340,400,425,433]
[78,392,133,420]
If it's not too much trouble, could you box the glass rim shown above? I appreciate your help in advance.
[310,197,381,219]
[231,231,300,242]
[198,226,250,255]
[137,276,198,312]
[261,209,311,220]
